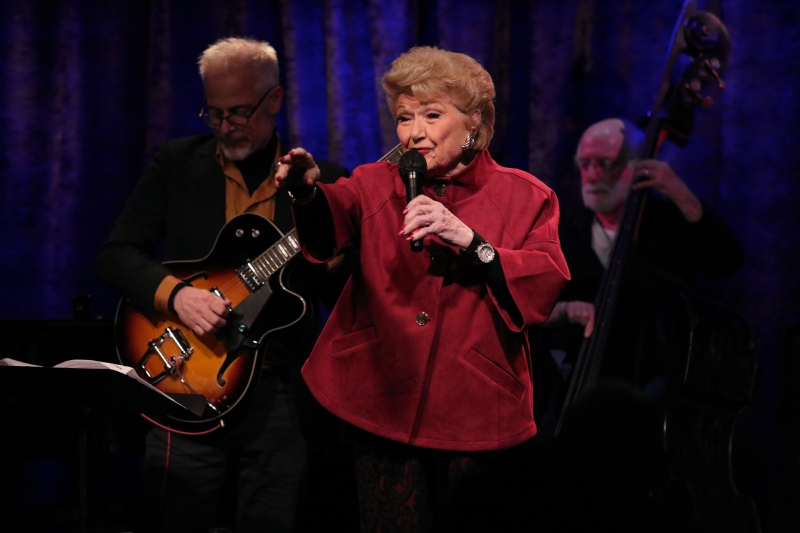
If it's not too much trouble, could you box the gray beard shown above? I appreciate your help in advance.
[581,182,629,214]
[220,141,254,161]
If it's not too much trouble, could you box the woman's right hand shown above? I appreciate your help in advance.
[274,147,321,188]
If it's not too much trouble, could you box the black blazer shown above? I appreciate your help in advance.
[557,194,744,305]
[543,194,744,370]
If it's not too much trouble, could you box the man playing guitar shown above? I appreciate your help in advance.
[97,37,350,533]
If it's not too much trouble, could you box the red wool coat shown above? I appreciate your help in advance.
[296,150,569,451]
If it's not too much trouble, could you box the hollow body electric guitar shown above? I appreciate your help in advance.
[116,214,306,427]
[116,145,403,428]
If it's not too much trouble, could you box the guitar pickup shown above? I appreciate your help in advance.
[139,326,194,383]
[236,261,265,292]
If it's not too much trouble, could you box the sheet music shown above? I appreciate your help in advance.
[0,358,198,413]
[0,358,38,367]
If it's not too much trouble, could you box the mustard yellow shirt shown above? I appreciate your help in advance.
[153,141,281,313]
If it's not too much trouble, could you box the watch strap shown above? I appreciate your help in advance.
[461,229,497,264]
[287,183,317,205]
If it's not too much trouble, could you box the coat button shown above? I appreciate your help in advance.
[415,312,429,326]
[434,183,447,196]
[430,254,447,265]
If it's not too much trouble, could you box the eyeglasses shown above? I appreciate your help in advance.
[199,86,276,128]
[574,154,626,173]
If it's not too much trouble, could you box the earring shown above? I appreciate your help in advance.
[461,132,475,150]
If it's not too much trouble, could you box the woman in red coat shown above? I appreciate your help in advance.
[276,46,569,531]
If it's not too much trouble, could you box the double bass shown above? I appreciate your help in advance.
[556,2,759,531]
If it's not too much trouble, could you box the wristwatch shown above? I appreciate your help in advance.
[475,241,496,264]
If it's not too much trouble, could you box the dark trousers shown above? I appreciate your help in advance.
[138,369,307,533]
[351,429,537,533]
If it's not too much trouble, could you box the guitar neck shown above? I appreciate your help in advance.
[379,143,404,164]
[237,229,301,291]
[253,228,301,276]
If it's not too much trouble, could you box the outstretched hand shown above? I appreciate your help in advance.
[274,147,321,189]
[632,159,703,222]
[400,195,474,250]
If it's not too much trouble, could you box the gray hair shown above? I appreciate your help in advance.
[577,118,646,166]
[617,119,645,163]
[198,37,279,91]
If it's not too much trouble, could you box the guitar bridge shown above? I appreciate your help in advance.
[138,326,194,384]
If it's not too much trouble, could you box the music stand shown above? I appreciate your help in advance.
[0,362,205,533]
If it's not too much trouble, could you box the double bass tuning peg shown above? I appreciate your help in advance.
[704,58,726,89]
[684,79,714,109]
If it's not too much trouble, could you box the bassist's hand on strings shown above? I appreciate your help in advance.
[173,286,231,336]
[545,300,595,338]
[632,159,703,223]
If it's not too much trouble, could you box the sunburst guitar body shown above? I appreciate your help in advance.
[115,213,306,428]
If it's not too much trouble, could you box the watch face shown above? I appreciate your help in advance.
[477,242,495,263]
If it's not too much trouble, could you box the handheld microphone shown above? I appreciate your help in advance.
[398,150,427,252]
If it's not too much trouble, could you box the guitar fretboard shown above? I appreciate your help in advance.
[248,229,301,282]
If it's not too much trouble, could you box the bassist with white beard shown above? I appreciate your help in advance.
[535,118,743,432]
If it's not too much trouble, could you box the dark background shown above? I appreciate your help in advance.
[0,0,797,531]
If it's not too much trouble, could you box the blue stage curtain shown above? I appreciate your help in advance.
[0,0,798,528]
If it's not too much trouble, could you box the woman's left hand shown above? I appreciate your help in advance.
[400,195,474,250]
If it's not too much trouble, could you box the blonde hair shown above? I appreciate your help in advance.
[382,47,496,151]
[198,37,279,92]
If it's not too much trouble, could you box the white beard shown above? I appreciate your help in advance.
[219,140,254,161]
[582,180,629,214]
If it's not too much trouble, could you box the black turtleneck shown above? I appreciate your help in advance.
[234,134,279,195]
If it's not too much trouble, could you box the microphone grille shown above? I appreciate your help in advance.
[398,150,427,179]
